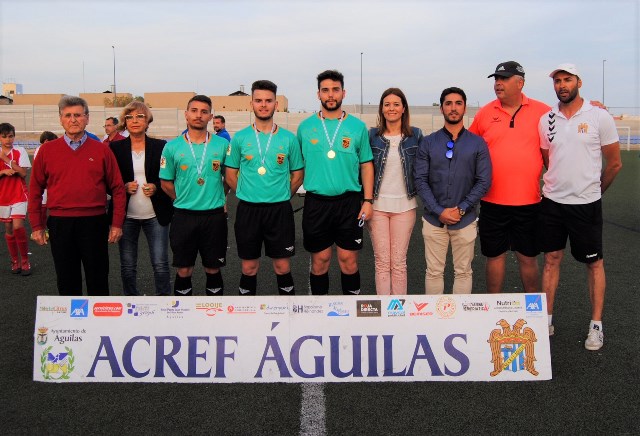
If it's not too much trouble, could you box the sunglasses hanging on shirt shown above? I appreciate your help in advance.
[446,141,455,159]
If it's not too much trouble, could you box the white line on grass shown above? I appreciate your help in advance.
[299,382,326,435]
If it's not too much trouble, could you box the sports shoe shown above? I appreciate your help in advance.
[11,260,21,274]
[20,260,31,276]
[548,325,555,336]
[585,328,604,351]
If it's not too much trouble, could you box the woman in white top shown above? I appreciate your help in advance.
[110,102,173,295]
[368,88,423,294]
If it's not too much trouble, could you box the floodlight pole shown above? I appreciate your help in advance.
[112,45,117,107]
[360,52,363,115]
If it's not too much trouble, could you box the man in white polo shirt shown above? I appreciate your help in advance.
[538,63,622,350]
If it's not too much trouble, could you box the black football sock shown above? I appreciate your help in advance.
[205,271,224,296]
[239,273,257,296]
[341,271,361,295]
[174,274,193,296]
[309,272,329,295]
[277,272,295,295]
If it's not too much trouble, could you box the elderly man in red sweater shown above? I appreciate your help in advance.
[29,95,126,296]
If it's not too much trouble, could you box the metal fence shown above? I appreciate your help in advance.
[0,105,444,140]
[2,105,638,150]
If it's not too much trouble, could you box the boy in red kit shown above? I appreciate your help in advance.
[0,123,32,275]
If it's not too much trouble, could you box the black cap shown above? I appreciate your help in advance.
[488,61,525,78]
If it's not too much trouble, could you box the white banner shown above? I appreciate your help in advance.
[34,294,551,383]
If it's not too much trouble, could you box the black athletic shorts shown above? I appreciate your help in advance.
[170,207,227,269]
[302,191,363,253]
[234,200,295,260]
[538,197,603,263]
[478,200,540,258]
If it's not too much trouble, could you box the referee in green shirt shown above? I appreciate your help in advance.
[160,95,229,296]
[297,70,374,295]
[226,80,304,295]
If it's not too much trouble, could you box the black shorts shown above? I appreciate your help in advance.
[478,200,540,257]
[538,197,603,263]
[170,207,227,269]
[302,192,363,253]
[234,200,295,260]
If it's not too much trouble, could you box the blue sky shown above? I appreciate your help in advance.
[1,0,638,114]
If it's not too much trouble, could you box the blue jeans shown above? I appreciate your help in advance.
[118,217,170,295]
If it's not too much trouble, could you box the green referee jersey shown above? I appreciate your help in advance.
[159,133,228,210]
[226,125,304,203]
[297,113,372,196]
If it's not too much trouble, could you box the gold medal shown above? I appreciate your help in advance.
[327,150,336,159]
[254,123,275,178]
[186,132,209,188]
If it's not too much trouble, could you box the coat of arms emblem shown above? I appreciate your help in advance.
[487,319,538,377]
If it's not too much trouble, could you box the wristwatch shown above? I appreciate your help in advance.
[363,198,374,204]
[458,207,466,216]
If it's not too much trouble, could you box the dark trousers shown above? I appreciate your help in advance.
[48,215,110,296]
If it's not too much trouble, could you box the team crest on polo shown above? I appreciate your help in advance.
[342,137,351,149]
[212,160,221,172]
[487,319,538,377]
[40,346,75,380]
[578,123,589,133]
[226,144,232,155]
[160,156,166,168]
[276,153,285,165]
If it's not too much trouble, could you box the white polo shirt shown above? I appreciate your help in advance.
[538,101,619,204]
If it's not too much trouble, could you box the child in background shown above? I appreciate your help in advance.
[34,131,57,233]
[0,123,32,275]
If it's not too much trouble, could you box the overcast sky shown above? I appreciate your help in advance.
[1,0,639,114]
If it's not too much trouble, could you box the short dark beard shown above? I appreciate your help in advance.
[255,113,274,122]
[444,114,463,125]
[188,123,207,131]
[557,87,579,104]
[321,99,342,112]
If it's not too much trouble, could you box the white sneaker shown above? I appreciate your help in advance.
[548,325,555,336]
[585,328,604,351]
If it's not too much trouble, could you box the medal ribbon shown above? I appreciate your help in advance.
[320,111,345,152]
[185,132,209,180]
[253,123,276,168]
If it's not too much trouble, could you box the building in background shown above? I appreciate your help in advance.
[2,81,23,99]
[2,86,289,113]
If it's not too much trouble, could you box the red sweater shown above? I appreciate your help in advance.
[103,132,126,144]
[28,136,126,230]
